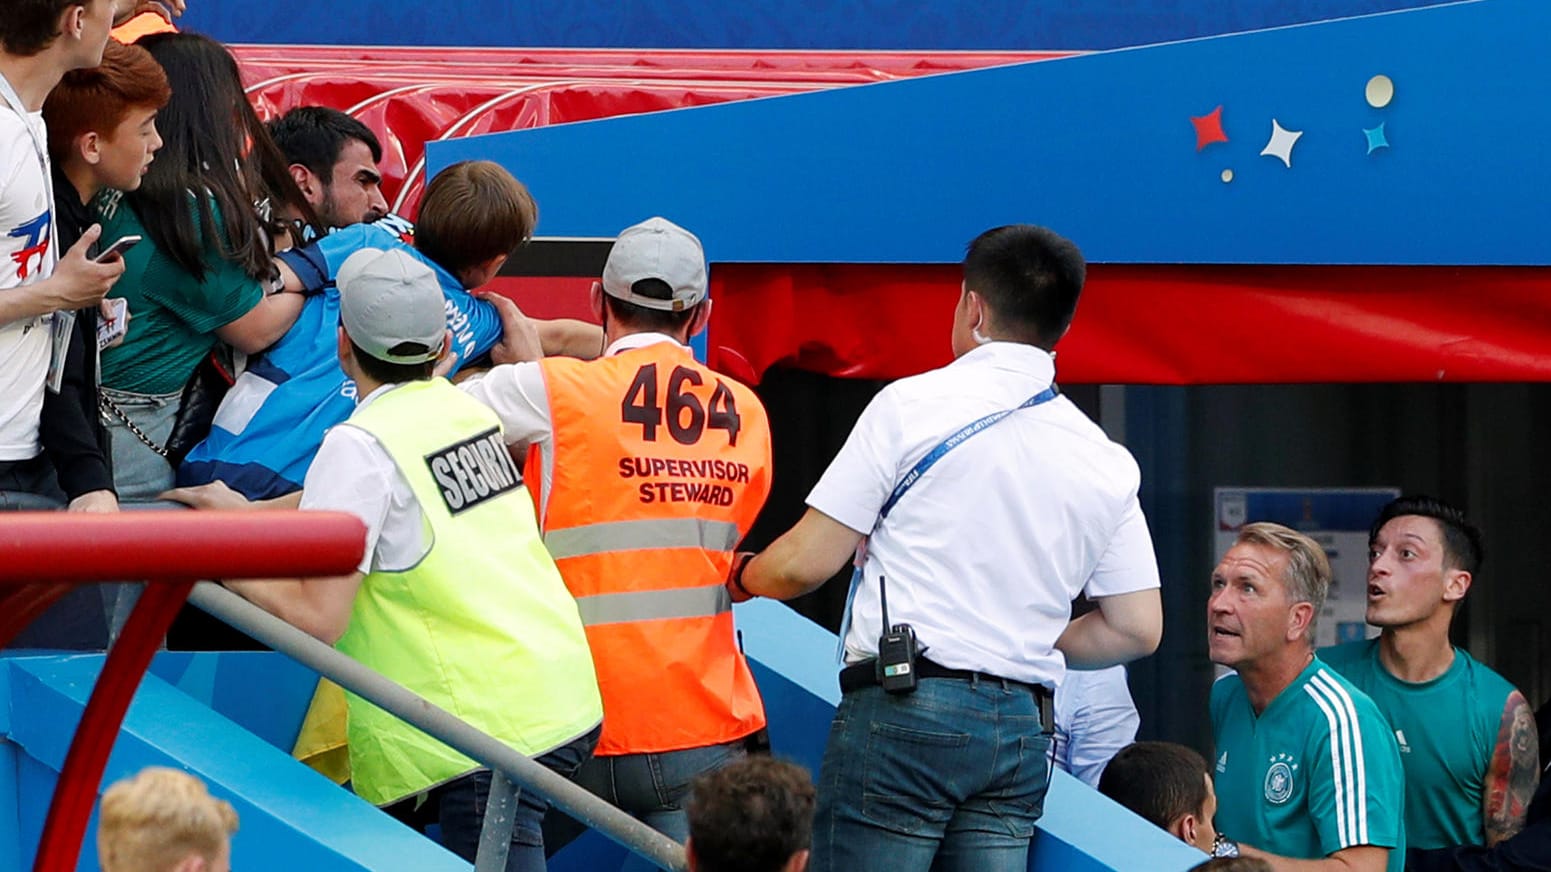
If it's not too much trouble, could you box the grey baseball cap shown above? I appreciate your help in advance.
[599,217,708,312]
[337,248,446,364]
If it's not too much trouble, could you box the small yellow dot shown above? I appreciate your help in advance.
[1221,169,1234,183]
[1366,75,1394,109]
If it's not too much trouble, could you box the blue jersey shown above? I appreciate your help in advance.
[178,223,502,499]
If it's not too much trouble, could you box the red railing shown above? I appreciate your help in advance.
[0,512,365,872]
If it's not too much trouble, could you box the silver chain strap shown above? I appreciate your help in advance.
[99,394,169,458]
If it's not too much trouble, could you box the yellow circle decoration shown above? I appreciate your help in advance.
[1366,75,1395,108]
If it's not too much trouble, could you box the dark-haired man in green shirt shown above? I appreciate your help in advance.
[1324,496,1540,851]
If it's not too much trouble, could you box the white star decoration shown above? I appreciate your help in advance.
[1260,119,1303,168]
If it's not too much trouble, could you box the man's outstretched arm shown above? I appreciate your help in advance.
[1237,844,1390,872]
[735,508,863,602]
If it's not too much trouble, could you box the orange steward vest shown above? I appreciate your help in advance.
[111,13,177,42]
[527,340,772,756]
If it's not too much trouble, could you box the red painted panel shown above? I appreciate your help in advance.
[706,264,1551,384]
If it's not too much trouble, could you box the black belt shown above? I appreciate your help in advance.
[839,657,1052,704]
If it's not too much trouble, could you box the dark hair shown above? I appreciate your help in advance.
[415,160,536,280]
[602,278,698,335]
[1098,741,1211,832]
[1190,859,1273,872]
[130,32,304,281]
[1,0,81,56]
[267,106,382,179]
[1369,495,1484,576]
[348,339,435,385]
[687,757,815,872]
[962,224,1086,349]
[44,39,171,159]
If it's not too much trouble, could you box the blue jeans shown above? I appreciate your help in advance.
[0,452,64,509]
[810,678,1052,872]
[573,739,746,843]
[100,386,178,504]
[399,726,599,872]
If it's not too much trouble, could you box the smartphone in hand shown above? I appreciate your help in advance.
[94,235,142,263]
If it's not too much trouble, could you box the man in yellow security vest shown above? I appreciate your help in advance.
[460,217,773,846]
[211,247,603,872]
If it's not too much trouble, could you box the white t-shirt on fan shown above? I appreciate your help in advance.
[0,106,56,461]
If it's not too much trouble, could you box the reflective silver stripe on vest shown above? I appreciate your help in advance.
[544,518,742,560]
[575,585,732,626]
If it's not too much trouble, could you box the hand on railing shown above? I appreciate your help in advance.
[159,482,253,511]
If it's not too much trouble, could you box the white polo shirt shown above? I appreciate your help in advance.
[299,383,427,574]
[807,341,1160,688]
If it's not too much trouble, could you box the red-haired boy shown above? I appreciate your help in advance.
[35,37,167,513]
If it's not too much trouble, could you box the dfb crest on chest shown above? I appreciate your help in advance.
[1263,752,1299,805]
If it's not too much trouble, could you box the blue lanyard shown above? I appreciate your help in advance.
[836,383,1060,658]
[876,384,1059,524]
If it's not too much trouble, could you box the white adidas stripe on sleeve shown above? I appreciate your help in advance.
[1313,671,1370,843]
[1304,681,1352,847]
[1306,670,1370,846]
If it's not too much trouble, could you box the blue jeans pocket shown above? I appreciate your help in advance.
[1000,734,1052,835]
[648,740,744,810]
[861,720,972,835]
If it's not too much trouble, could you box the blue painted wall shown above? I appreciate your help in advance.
[431,0,1549,267]
[185,0,1452,50]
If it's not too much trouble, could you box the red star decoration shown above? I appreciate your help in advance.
[1191,105,1229,151]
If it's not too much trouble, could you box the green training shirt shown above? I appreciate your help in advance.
[1323,638,1518,849]
[98,192,264,395]
[1211,656,1406,871]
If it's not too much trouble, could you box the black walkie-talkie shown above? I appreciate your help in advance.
[875,576,919,694]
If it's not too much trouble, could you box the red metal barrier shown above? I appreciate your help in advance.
[0,511,365,872]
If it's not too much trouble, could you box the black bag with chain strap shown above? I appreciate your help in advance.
[163,348,236,468]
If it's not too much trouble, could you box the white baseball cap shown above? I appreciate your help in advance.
[599,217,708,312]
[337,248,446,364]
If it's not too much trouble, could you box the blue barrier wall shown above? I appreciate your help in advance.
[728,600,1207,872]
[2,606,1202,871]
[430,0,1549,267]
[0,654,466,872]
[184,0,1453,50]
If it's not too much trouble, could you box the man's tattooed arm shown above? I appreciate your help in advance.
[1484,690,1540,845]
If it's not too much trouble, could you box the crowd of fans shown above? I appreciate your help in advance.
[1,3,1544,872]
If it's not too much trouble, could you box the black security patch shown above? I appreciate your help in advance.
[423,427,523,515]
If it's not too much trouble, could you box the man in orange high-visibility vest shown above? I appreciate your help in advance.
[111,1,184,43]
[460,216,773,844]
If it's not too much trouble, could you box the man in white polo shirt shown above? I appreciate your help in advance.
[733,224,1164,872]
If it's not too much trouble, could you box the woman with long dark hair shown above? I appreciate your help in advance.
[97,32,309,502]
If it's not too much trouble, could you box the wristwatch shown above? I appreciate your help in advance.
[1212,832,1241,858]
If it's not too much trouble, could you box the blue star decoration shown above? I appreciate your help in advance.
[1364,122,1390,155]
